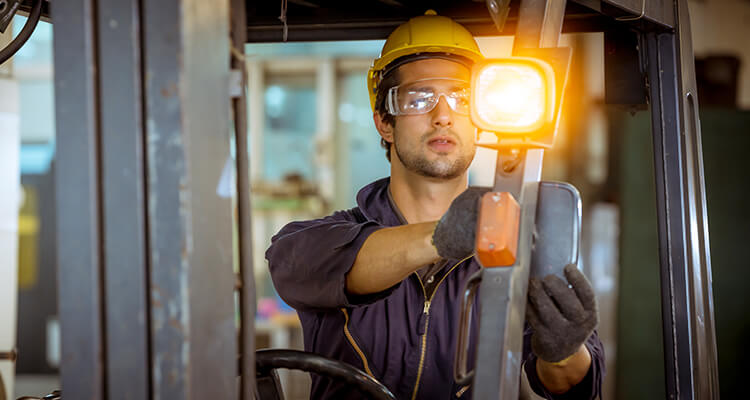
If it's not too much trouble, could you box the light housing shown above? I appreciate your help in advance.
[470,57,556,135]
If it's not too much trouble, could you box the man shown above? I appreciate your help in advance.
[266,11,604,399]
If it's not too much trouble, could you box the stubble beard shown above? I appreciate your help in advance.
[393,129,476,180]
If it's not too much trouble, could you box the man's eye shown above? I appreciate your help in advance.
[454,88,470,97]
[403,92,433,108]
[408,98,430,109]
[451,91,470,103]
[454,97,469,107]
[418,90,435,98]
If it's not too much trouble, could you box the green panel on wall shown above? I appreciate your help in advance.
[614,108,750,399]
[699,110,750,399]
[614,109,666,400]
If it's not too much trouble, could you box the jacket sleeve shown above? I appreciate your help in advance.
[523,328,606,400]
[265,209,397,312]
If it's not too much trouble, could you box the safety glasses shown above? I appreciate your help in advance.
[386,78,471,116]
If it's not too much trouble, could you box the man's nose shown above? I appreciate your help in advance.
[431,95,453,128]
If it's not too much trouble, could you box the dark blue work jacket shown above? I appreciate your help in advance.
[266,177,604,399]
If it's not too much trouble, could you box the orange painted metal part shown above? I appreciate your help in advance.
[475,192,521,267]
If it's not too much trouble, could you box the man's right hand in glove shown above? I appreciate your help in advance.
[346,186,488,295]
[431,186,491,260]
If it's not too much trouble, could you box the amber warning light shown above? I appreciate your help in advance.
[470,57,556,135]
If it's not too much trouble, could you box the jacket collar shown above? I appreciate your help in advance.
[355,177,404,227]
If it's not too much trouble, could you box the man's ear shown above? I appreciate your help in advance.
[373,111,394,144]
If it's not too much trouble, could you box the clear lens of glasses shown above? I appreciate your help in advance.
[386,78,470,116]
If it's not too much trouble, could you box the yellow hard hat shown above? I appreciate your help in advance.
[367,10,484,112]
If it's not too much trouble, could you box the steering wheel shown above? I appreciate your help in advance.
[255,349,395,400]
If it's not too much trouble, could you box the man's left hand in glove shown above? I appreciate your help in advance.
[346,186,489,295]
[527,264,599,394]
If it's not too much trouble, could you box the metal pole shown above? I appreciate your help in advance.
[52,0,106,398]
[674,1,719,396]
[97,0,151,397]
[472,1,566,398]
[642,0,720,397]
[472,150,544,400]
[231,0,258,397]
[142,0,237,398]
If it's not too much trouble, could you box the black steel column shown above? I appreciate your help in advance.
[644,29,693,400]
[642,0,720,398]
[52,0,106,398]
[97,0,151,398]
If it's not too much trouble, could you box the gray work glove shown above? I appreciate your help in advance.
[431,187,491,260]
[527,264,598,363]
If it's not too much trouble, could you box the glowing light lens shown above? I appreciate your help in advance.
[471,59,555,134]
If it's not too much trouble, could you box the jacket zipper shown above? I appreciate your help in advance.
[410,255,473,400]
[341,308,375,377]
[456,385,470,398]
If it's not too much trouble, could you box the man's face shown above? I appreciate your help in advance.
[386,59,477,179]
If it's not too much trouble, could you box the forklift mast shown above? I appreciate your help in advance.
[37,0,719,399]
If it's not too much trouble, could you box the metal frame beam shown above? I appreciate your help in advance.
[231,0,257,397]
[472,149,545,400]
[142,0,237,397]
[97,0,150,397]
[642,0,719,397]
[52,0,105,397]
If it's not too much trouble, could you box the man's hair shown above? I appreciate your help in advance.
[374,68,401,162]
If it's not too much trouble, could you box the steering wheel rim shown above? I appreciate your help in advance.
[255,349,395,400]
